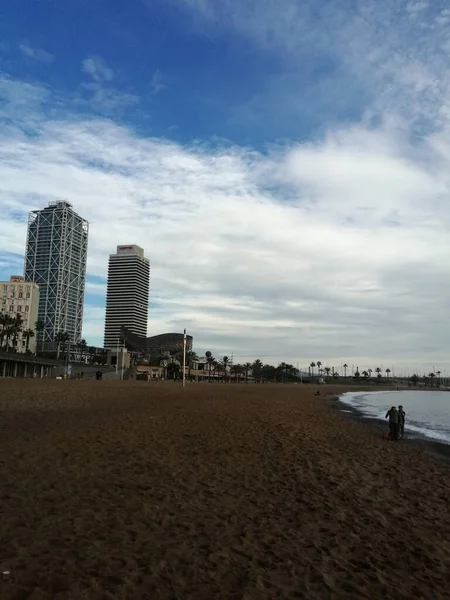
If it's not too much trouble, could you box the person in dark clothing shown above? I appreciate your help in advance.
[385,406,399,440]
[398,405,406,439]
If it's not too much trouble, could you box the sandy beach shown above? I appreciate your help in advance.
[1,380,449,600]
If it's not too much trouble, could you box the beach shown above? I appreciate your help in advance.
[1,380,450,599]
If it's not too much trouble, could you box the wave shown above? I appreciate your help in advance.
[338,391,450,445]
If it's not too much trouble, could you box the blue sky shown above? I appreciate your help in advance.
[1,0,450,371]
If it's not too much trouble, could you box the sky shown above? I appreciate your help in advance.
[0,0,450,373]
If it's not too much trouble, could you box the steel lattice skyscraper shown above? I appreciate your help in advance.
[24,201,89,351]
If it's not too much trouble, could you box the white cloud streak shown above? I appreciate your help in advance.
[82,56,115,82]
[19,42,55,64]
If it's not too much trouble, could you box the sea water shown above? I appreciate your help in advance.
[339,390,450,444]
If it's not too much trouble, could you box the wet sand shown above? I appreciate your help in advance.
[1,380,450,599]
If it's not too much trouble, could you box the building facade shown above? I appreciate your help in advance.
[104,245,150,349]
[24,200,89,352]
[0,276,40,353]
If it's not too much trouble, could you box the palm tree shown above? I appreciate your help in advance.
[55,331,70,360]
[243,362,252,383]
[317,361,322,374]
[437,370,441,387]
[231,364,243,382]
[368,368,373,378]
[77,338,88,362]
[362,370,369,379]
[175,350,199,380]
[221,356,230,382]
[310,362,316,377]
[252,359,263,383]
[324,367,331,379]
[428,372,436,388]
[206,354,215,382]
[343,363,348,378]
[386,368,391,378]
[10,314,24,351]
[375,367,382,378]
[23,328,35,353]
[34,319,45,355]
[0,314,13,350]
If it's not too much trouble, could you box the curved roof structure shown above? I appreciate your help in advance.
[120,326,193,354]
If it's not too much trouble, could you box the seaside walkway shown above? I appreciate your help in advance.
[0,351,57,379]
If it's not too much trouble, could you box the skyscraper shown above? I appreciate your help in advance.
[104,245,150,349]
[24,201,89,351]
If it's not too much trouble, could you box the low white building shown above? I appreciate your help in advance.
[0,276,40,353]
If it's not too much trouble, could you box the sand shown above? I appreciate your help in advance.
[0,380,449,600]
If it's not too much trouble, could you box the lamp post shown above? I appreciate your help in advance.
[182,329,187,388]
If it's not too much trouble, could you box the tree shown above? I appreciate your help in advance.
[10,314,24,351]
[428,372,436,388]
[317,361,322,375]
[55,331,70,360]
[262,364,277,382]
[34,319,45,354]
[206,354,215,381]
[77,338,88,362]
[354,369,361,379]
[230,364,243,382]
[324,367,331,379]
[375,367,382,378]
[175,350,199,379]
[343,363,348,378]
[368,368,373,378]
[252,359,263,383]
[386,368,391,378]
[23,328,35,353]
[362,370,369,379]
[0,314,14,350]
[411,374,419,387]
[221,356,230,381]
[310,362,316,377]
[243,362,252,383]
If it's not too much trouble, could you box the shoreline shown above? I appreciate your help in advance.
[328,391,450,463]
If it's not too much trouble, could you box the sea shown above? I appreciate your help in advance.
[339,390,450,445]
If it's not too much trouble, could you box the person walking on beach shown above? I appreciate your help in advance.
[398,405,406,440]
[385,405,399,441]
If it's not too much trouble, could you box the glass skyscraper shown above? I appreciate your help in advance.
[24,201,89,352]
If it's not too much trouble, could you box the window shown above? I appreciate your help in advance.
[18,292,23,298]
[26,293,30,298]
[17,306,22,312]
[11,292,15,298]
[9,306,14,312]
[3,285,7,292]
[25,305,29,312]
[19,286,23,292]
[26,286,30,292]
[2,299,5,305]
[10,285,15,291]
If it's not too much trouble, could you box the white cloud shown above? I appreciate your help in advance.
[0,78,450,370]
[150,69,167,95]
[167,0,450,134]
[19,42,55,64]
[82,56,114,82]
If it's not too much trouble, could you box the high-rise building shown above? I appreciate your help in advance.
[24,201,89,352]
[104,245,150,349]
[0,276,40,353]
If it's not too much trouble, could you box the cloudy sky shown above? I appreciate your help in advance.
[1,0,450,373]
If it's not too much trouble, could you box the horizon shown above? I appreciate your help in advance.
[1,0,449,371]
